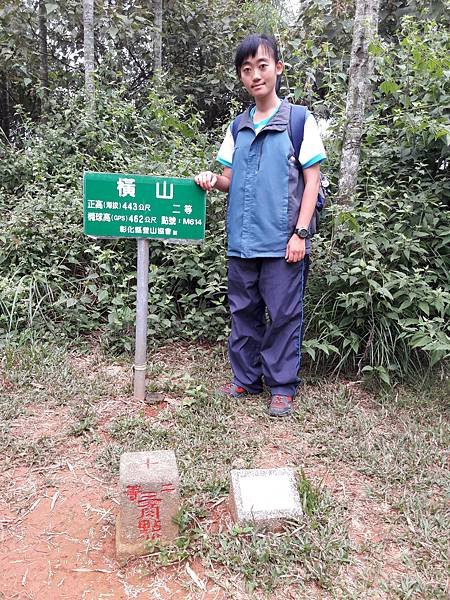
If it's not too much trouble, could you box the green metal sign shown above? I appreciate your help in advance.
[83,171,206,241]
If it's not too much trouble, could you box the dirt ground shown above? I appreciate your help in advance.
[1,348,448,599]
[1,419,232,599]
[0,406,399,600]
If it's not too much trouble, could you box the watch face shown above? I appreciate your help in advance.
[296,228,309,239]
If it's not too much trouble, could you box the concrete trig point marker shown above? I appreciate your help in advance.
[230,468,302,530]
[116,450,180,559]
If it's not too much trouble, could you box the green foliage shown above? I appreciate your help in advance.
[163,0,302,125]
[0,86,228,347]
[306,193,449,381]
[370,17,449,175]
[302,17,450,381]
[298,470,322,516]
[0,0,293,134]
[1,13,449,383]
[148,497,350,592]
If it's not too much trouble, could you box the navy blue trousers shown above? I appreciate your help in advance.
[227,256,310,397]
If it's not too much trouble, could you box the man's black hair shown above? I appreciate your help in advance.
[234,34,280,74]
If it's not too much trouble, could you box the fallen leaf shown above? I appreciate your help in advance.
[185,562,206,591]
[50,491,60,511]
[70,568,113,574]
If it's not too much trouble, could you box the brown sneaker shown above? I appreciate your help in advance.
[268,395,294,417]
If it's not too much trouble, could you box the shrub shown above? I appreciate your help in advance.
[303,17,450,382]
[0,87,227,347]
[1,18,449,383]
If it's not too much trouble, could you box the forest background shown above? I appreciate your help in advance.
[0,0,449,385]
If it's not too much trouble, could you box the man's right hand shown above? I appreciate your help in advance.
[194,171,218,192]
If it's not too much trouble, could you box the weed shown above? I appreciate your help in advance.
[13,437,59,468]
[297,470,322,516]
[69,415,98,437]
[96,443,124,473]
[109,415,173,450]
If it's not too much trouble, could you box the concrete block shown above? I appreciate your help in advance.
[230,468,302,530]
[116,450,180,559]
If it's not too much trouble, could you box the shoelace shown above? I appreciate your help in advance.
[271,395,292,406]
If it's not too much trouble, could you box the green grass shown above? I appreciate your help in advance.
[1,337,448,597]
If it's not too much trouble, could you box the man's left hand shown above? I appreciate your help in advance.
[285,234,306,263]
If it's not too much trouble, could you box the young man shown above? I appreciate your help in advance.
[195,34,326,416]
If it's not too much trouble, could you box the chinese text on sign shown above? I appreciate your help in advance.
[83,172,206,241]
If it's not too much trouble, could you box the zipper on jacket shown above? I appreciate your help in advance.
[257,135,266,171]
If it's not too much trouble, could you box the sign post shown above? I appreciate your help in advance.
[134,238,150,400]
[83,171,206,400]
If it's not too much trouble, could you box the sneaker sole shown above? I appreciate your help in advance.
[268,407,293,417]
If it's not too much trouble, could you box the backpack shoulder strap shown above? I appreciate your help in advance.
[231,113,243,143]
[288,104,307,162]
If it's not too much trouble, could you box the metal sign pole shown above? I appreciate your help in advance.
[133,238,150,400]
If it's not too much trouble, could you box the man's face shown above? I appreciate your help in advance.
[239,45,283,99]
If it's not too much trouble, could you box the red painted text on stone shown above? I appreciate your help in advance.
[125,483,174,540]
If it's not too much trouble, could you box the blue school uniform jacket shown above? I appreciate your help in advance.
[227,99,307,258]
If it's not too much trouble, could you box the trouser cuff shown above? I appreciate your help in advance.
[233,378,263,394]
[270,386,297,397]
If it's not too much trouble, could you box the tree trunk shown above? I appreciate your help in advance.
[153,0,162,71]
[39,0,49,112]
[0,72,10,140]
[337,0,380,204]
[83,0,95,104]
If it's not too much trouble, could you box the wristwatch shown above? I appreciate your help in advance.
[294,227,309,239]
